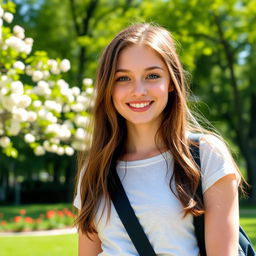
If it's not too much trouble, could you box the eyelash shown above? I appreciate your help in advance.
[115,74,160,82]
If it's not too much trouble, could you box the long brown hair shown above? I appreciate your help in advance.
[75,23,242,237]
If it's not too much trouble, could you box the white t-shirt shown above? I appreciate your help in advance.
[73,135,240,256]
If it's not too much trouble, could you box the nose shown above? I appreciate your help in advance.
[131,80,146,97]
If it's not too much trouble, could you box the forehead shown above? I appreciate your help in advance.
[116,44,166,69]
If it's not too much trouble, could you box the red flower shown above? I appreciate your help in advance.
[25,217,33,223]
[19,209,26,215]
[1,220,7,225]
[63,209,73,217]
[14,216,22,223]
[57,211,64,217]
[46,210,55,219]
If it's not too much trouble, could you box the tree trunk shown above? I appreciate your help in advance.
[65,155,76,202]
[243,146,256,203]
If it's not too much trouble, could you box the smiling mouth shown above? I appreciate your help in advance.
[126,101,153,110]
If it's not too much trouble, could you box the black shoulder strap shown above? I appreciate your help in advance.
[109,169,157,256]
[189,133,207,256]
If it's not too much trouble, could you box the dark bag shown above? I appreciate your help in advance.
[110,134,256,256]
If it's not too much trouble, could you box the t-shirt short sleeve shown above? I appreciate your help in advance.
[73,167,86,210]
[199,134,241,193]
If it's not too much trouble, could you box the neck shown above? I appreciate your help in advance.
[122,121,166,160]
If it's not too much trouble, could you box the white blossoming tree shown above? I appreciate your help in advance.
[0,2,93,158]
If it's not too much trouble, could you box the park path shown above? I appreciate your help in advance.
[0,227,77,237]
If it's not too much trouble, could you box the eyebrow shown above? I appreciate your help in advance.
[116,66,164,73]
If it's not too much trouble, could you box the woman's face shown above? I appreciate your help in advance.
[112,44,172,128]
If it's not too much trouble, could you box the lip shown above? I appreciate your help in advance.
[126,100,153,112]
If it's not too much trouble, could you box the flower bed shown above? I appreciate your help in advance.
[0,208,76,232]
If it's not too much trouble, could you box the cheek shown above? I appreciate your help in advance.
[112,86,127,105]
[112,86,126,113]
[152,82,169,100]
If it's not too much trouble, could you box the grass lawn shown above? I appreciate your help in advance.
[0,234,77,256]
[240,213,256,248]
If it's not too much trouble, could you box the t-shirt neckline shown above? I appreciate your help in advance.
[117,151,172,168]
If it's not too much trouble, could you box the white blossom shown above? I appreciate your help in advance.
[59,59,71,72]
[27,111,37,122]
[25,65,33,76]
[71,140,86,151]
[0,136,11,148]
[71,103,84,112]
[86,87,94,95]
[74,115,89,128]
[63,120,74,129]
[43,140,51,151]
[46,112,57,123]
[3,12,13,23]
[50,138,60,144]
[33,100,42,108]
[24,133,35,143]
[24,37,33,46]
[57,79,69,89]
[75,128,87,140]
[2,94,20,111]
[57,146,65,155]
[34,146,45,156]
[0,129,4,136]
[10,81,23,95]
[32,70,44,82]
[13,61,25,70]
[58,124,71,140]
[65,146,74,156]
[45,124,60,135]
[9,120,21,135]
[72,86,80,96]
[0,7,4,17]
[45,100,62,113]
[0,75,11,85]
[5,36,27,53]
[33,81,51,96]
[18,95,31,108]
[12,107,28,121]
[43,70,50,79]
[83,78,93,86]
[0,87,8,96]
[48,59,60,75]
[50,144,58,153]
[13,25,25,39]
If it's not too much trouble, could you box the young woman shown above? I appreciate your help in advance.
[73,23,242,256]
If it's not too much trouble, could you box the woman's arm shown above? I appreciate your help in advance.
[204,173,239,256]
[78,230,102,256]
[77,210,102,256]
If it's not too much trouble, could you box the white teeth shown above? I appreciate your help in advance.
[129,102,151,108]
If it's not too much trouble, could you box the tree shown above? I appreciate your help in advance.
[137,0,256,201]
